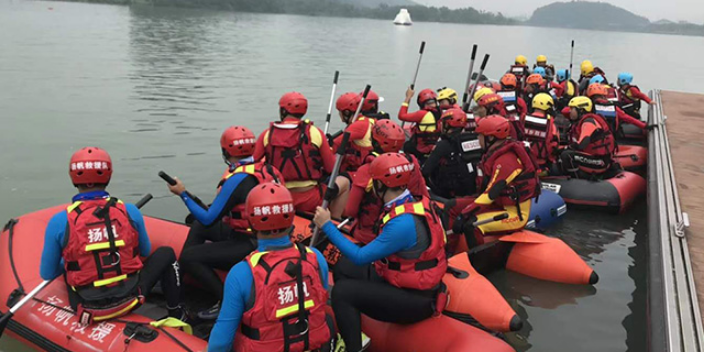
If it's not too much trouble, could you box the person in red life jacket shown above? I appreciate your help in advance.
[578,60,608,95]
[617,72,656,120]
[558,97,620,180]
[554,69,578,111]
[523,74,548,108]
[166,126,284,320]
[313,153,448,352]
[331,92,375,173]
[452,116,541,249]
[524,93,560,173]
[360,89,390,120]
[398,87,443,165]
[208,182,333,352]
[508,55,531,90]
[498,73,529,119]
[422,108,482,198]
[534,55,556,81]
[437,87,461,110]
[253,92,350,218]
[586,83,646,138]
[40,147,187,325]
[345,120,428,245]
[475,93,524,141]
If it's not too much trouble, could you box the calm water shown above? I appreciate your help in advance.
[1,0,699,350]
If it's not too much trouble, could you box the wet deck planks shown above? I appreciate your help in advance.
[662,90,704,317]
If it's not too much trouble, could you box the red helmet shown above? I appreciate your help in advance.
[220,126,255,157]
[526,74,545,86]
[336,92,361,113]
[370,153,414,188]
[362,90,380,112]
[279,92,308,116]
[500,73,517,89]
[478,93,503,108]
[69,147,113,186]
[245,182,295,232]
[372,120,405,153]
[441,108,467,129]
[476,115,510,139]
[586,83,608,98]
[417,89,438,107]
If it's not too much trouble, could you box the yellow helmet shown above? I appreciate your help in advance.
[581,60,594,76]
[532,93,554,111]
[473,87,494,102]
[568,96,593,112]
[536,55,548,64]
[437,87,458,102]
[515,55,527,66]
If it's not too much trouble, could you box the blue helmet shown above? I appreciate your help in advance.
[618,72,633,86]
[533,67,547,78]
[589,75,605,85]
[556,69,568,82]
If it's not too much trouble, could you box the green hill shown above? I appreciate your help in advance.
[528,1,649,31]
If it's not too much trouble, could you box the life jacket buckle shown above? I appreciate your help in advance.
[293,319,309,336]
[109,252,121,266]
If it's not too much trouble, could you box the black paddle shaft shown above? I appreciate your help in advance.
[159,171,208,209]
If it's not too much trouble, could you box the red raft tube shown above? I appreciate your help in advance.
[541,171,646,214]
[615,145,647,173]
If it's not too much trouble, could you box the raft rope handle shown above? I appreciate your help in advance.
[5,218,24,293]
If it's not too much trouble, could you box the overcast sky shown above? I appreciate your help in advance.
[414,0,704,23]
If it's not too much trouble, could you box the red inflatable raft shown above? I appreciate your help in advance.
[541,171,646,214]
[1,205,516,351]
[614,145,647,173]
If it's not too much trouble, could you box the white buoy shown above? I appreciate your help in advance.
[393,9,413,26]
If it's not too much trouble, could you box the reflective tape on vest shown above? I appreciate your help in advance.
[525,115,548,125]
[381,202,425,224]
[275,299,315,318]
[497,91,517,103]
[85,240,125,252]
[595,104,616,117]
[93,274,128,287]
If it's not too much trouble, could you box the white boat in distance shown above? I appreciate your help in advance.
[394,8,412,25]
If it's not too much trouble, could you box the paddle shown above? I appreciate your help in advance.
[349,85,372,124]
[402,41,426,130]
[323,71,340,135]
[310,132,351,247]
[159,171,208,210]
[569,40,575,81]
[462,44,478,110]
[446,212,508,236]
[0,193,154,338]
[465,54,490,112]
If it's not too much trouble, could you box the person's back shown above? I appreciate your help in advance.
[398,88,443,164]
[523,93,560,170]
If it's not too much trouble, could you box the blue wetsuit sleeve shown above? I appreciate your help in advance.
[311,248,329,289]
[321,215,417,266]
[181,173,252,227]
[125,204,151,256]
[40,212,68,280]
[208,262,252,352]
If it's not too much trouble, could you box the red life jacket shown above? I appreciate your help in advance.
[523,110,559,165]
[411,109,441,154]
[218,162,284,233]
[617,85,643,115]
[264,120,324,183]
[606,86,619,103]
[373,197,448,290]
[338,117,375,173]
[234,243,330,352]
[570,113,616,158]
[63,198,145,324]
[477,141,541,210]
[465,112,478,132]
[509,65,530,84]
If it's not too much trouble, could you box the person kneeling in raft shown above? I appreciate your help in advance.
[40,147,187,325]
[452,116,541,249]
[208,183,333,352]
[314,153,448,352]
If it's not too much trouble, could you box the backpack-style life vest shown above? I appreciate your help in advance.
[265,121,324,183]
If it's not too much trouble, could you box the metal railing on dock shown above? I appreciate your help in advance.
[648,89,704,352]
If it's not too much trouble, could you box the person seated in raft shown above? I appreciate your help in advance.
[585,83,646,138]
[498,73,529,121]
[359,89,390,121]
[397,87,443,165]
[474,93,524,141]
[165,126,284,320]
[522,74,549,110]
[209,183,333,352]
[253,92,350,218]
[40,147,187,325]
[345,120,428,245]
[313,153,448,352]
[558,97,620,180]
[533,55,556,81]
[437,87,461,111]
[423,108,481,199]
[616,72,656,120]
[330,92,375,173]
[553,69,578,112]
[507,55,531,93]
[452,116,541,250]
[578,60,608,95]
[524,93,561,174]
